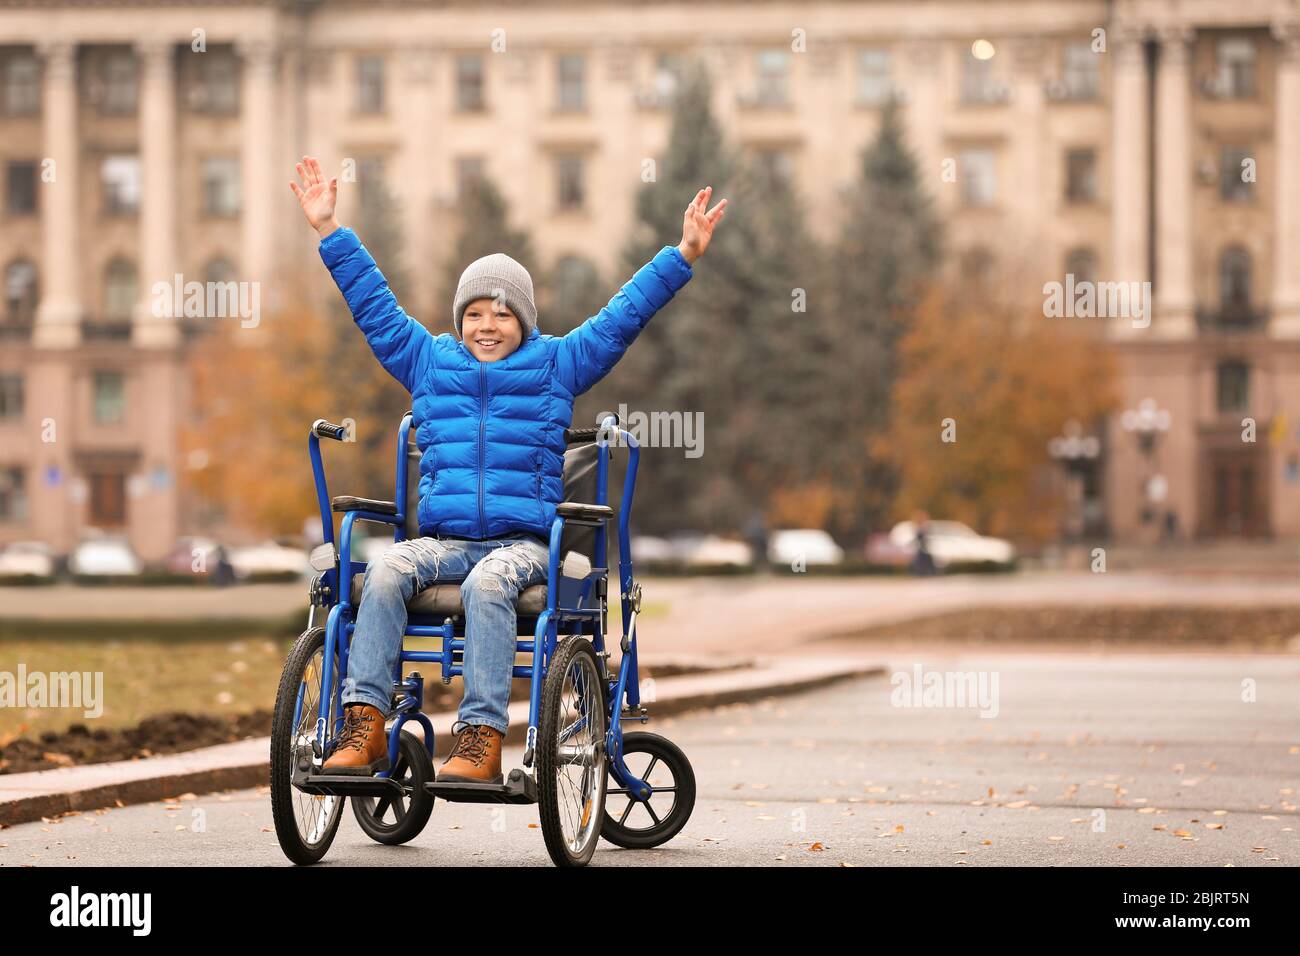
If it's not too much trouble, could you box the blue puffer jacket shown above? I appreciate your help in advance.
[319,227,693,540]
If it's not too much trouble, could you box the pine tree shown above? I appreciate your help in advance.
[824,98,942,542]
[619,60,826,534]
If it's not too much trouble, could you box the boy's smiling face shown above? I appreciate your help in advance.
[461,297,524,362]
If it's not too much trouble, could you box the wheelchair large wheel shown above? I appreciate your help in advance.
[537,637,608,867]
[351,730,434,845]
[601,732,696,849]
[270,626,346,865]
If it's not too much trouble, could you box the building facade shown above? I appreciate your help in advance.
[0,0,1298,559]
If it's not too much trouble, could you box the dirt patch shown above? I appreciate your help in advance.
[823,605,1300,650]
[0,710,274,775]
[0,660,736,775]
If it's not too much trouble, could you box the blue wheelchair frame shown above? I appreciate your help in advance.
[298,413,649,802]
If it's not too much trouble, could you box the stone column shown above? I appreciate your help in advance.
[396,44,438,317]
[134,38,179,347]
[34,40,81,347]
[1109,28,1150,340]
[1154,26,1195,338]
[1009,38,1047,268]
[1271,22,1300,337]
[238,39,278,291]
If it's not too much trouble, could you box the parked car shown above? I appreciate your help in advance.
[69,539,143,576]
[0,541,57,579]
[880,520,1016,569]
[161,536,221,575]
[685,535,753,567]
[629,535,675,564]
[229,541,312,579]
[767,529,844,567]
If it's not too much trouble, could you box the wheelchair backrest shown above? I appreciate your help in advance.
[402,438,611,564]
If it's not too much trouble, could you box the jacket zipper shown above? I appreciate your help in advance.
[477,363,488,537]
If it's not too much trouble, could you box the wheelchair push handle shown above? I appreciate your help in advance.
[311,419,348,442]
[564,414,620,446]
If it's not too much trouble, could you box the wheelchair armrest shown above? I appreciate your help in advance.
[332,496,398,516]
[556,501,614,522]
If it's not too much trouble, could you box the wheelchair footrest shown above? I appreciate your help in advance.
[426,768,537,804]
[293,769,406,799]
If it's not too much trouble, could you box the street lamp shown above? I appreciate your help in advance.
[1121,398,1171,454]
[1048,420,1101,540]
[1121,398,1172,526]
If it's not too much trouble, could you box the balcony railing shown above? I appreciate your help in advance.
[1195,305,1269,334]
[81,319,133,342]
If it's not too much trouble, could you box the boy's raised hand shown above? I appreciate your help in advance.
[676,186,728,264]
[290,156,341,239]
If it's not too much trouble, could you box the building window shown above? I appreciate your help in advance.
[455,55,485,112]
[1064,247,1098,286]
[959,148,997,207]
[555,153,585,211]
[3,53,40,115]
[6,161,36,215]
[554,255,597,318]
[961,48,1006,104]
[204,256,236,287]
[93,370,126,425]
[101,154,141,215]
[753,147,795,190]
[201,156,241,216]
[1219,246,1253,321]
[0,467,26,522]
[0,373,22,419]
[5,259,38,324]
[1220,146,1254,202]
[1065,148,1098,203]
[192,48,239,113]
[455,156,485,199]
[556,54,586,112]
[100,50,138,114]
[104,259,136,322]
[356,55,385,114]
[1216,360,1250,413]
[755,50,789,106]
[1061,42,1099,100]
[357,157,387,209]
[856,49,893,105]
[650,52,682,103]
[1215,38,1256,98]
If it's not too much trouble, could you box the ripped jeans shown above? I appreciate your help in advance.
[341,534,550,734]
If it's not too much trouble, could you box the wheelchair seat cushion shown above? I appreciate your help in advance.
[351,572,549,616]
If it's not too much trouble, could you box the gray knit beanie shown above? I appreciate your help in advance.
[452,253,538,339]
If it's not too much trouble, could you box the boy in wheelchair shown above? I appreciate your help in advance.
[290,157,726,783]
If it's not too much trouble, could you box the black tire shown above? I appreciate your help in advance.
[270,626,346,865]
[351,730,434,845]
[601,732,695,849]
[537,637,608,867]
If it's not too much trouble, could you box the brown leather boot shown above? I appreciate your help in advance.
[322,703,390,775]
[437,723,504,784]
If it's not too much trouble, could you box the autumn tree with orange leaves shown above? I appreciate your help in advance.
[887,283,1116,544]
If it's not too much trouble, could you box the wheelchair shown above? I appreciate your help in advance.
[269,413,696,867]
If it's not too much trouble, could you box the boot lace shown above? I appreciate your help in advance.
[448,724,492,766]
[334,707,376,754]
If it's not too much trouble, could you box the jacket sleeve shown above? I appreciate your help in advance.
[554,245,693,396]
[319,226,434,394]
